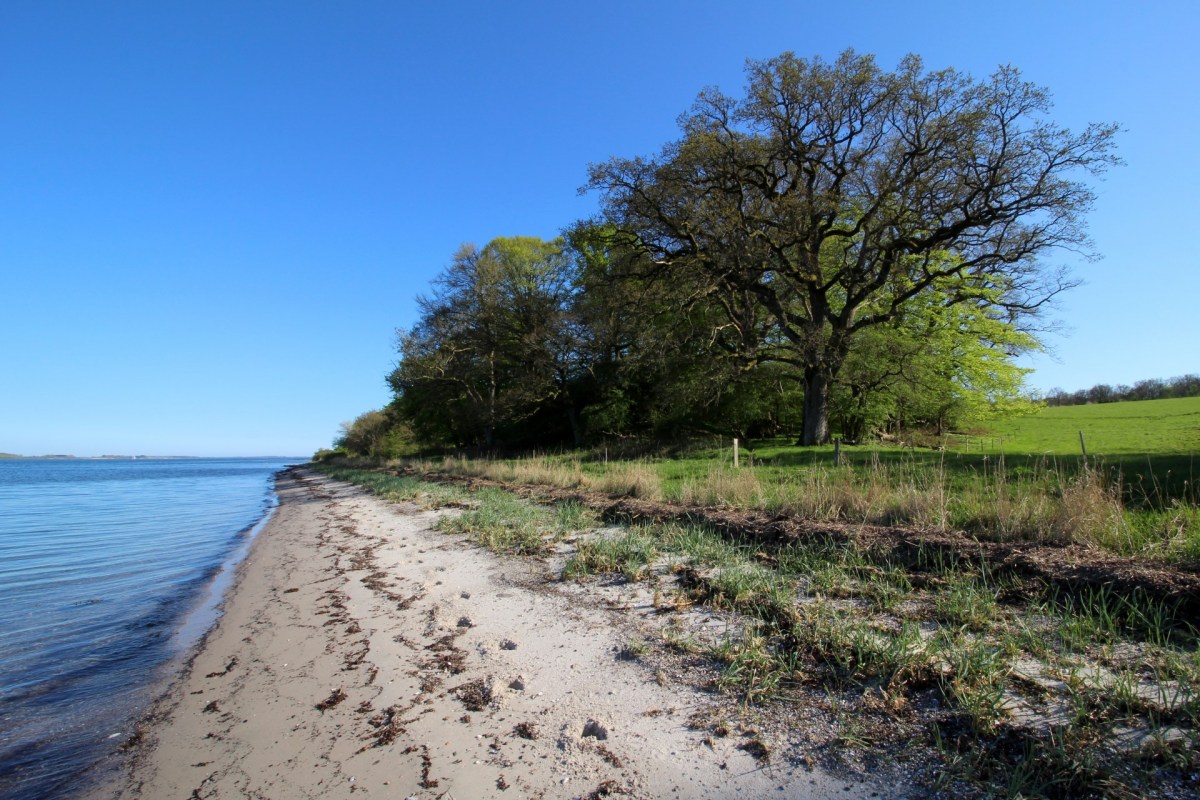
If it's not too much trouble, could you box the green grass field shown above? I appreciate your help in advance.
[739,398,1199,509]
[979,396,1200,455]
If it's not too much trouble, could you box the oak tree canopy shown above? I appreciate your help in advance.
[587,50,1120,445]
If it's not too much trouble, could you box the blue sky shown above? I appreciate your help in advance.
[2,1,1196,456]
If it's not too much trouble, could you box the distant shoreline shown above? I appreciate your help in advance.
[0,454,304,460]
[0,454,183,460]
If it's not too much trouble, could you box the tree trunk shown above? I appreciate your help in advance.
[843,385,866,444]
[799,368,831,446]
[485,350,497,449]
[566,404,583,447]
[557,370,584,448]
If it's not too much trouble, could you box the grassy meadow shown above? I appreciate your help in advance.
[981,396,1200,455]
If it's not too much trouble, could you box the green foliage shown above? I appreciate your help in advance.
[589,51,1117,444]
[344,49,1123,459]
[375,49,1112,453]
[374,231,1048,453]
[333,409,391,457]
[329,408,418,460]
[389,236,580,449]
[830,288,1041,441]
[570,221,768,441]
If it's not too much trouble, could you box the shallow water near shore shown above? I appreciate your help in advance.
[0,457,297,800]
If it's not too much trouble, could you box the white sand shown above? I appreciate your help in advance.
[114,469,882,799]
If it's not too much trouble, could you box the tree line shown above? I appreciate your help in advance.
[1043,375,1200,407]
[335,51,1118,456]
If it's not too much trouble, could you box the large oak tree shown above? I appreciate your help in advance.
[588,50,1119,445]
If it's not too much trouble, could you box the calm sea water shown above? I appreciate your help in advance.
[0,457,298,800]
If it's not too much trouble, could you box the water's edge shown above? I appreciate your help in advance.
[78,469,290,800]
[169,484,281,654]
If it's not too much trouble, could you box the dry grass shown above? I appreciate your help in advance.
[677,466,766,507]
[589,461,664,500]
[409,454,661,499]
[1053,471,1131,549]
[388,452,1191,558]
[510,456,587,488]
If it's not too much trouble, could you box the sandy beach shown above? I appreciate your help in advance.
[107,469,883,799]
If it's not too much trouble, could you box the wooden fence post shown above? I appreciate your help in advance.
[733,438,740,468]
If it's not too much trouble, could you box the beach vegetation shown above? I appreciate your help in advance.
[386,420,1197,560]
[435,487,556,554]
[563,527,660,581]
[314,456,1198,794]
[313,464,469,508]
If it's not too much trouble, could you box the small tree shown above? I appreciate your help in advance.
[389,237,576,448]
[334,410,392,457]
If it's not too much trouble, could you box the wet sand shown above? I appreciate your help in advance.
[109,468,880,799]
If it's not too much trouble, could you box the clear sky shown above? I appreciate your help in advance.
[2,1,1196,457]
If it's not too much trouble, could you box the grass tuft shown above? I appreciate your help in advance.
[435,487,554,555]
[563,528,660,581]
